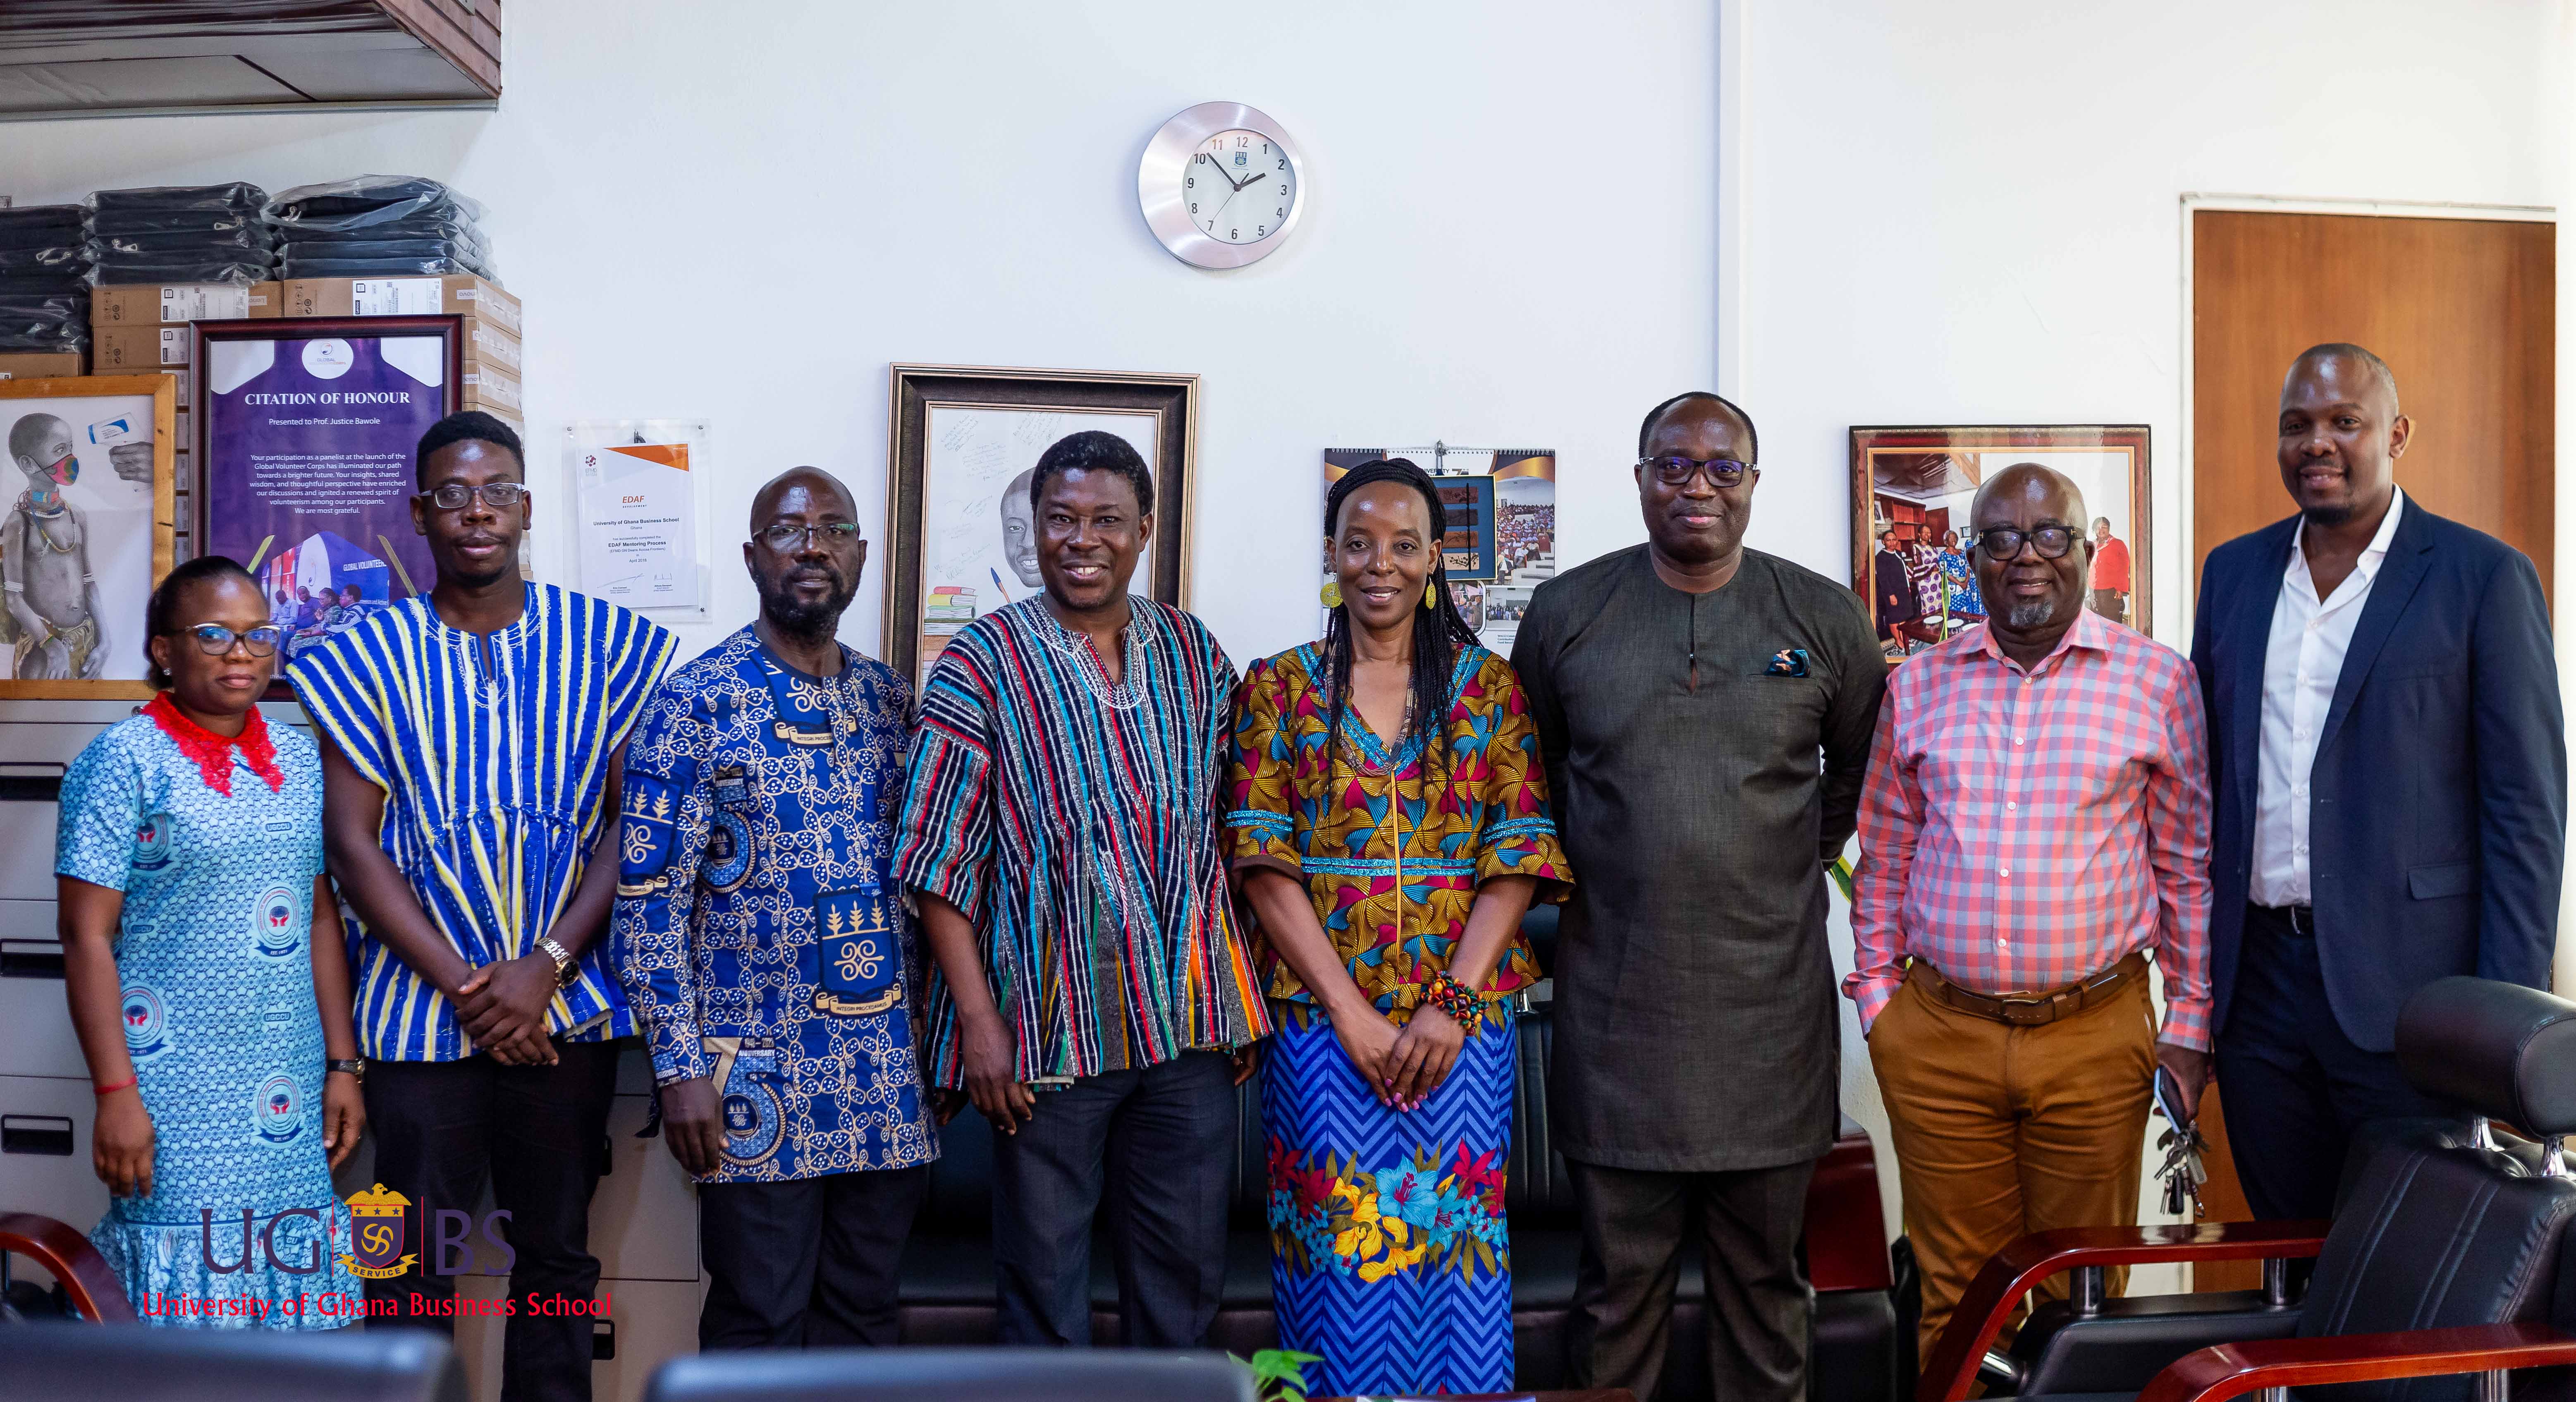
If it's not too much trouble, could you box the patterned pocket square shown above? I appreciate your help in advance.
[1766,648,1810,678]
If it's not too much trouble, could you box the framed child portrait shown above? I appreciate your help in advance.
[0,374,177,697]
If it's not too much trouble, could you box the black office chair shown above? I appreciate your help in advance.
[1921,975,2576,1402]
[0,1323,465,1402]
[643,1347,1258,1402]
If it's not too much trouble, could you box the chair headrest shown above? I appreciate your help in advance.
[2396,976,2576,1136]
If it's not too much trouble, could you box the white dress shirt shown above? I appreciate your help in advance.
[2251,488,2406,907]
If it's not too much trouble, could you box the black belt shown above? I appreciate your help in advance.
[2253,902,2315,935]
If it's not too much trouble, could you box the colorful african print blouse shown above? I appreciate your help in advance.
[288,583,677,1062]
[611,630,937,1182]
[891,598,1270,1087]
[1225,644,1570,1025]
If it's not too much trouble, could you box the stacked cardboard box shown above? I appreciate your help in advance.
[279,273,523,436]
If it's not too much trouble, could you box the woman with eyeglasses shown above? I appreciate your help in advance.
[1225,457,1570,1398]
[56,554,366,1326]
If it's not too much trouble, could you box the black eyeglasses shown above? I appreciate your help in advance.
[1638,456,1756,488]
[759,522,862,549]
[418,481,529,512]
[1973,525,2081,560]
[172,624,282,657]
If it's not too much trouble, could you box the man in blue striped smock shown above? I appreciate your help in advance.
[894,430,1269,1350]
[289,412,676,1402]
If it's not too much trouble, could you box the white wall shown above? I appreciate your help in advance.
[0,0,1716,667]
[1723,0,2572,1258]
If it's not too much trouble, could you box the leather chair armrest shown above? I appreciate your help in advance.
[1919,1220,2328,1402]
[0,1211,135,1323]
[2136,1322,2576,1402]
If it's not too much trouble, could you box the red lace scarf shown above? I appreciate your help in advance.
[144,692,284,796]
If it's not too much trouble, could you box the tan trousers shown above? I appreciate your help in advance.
[1868,960,2155,1357]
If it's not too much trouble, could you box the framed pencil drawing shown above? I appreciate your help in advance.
[885,363,1198,685]
[1851,423,2152,659]
[0,374,177,697]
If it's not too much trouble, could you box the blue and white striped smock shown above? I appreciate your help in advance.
[287,582,676,1062]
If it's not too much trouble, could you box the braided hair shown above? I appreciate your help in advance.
[1320,458,1481,765]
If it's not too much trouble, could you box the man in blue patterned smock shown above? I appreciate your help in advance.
[290,412,676,1402]
[613,467,936,1350]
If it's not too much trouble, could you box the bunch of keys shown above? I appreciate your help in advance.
[2153,1065,2207,1215]
[2157,1124,2209,1215]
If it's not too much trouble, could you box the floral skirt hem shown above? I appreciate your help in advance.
[1262,1004,1514,1396]
[93,1209,362,1329]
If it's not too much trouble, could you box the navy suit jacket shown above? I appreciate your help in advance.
[2190,500,2564,1051]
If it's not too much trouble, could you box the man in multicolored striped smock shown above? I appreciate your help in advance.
[289,412,676,1402]
[893,430,1269,1349]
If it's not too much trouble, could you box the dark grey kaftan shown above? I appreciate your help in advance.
[1510,545,1885,1171]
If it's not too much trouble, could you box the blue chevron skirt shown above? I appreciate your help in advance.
[1262,1006,1515,1396]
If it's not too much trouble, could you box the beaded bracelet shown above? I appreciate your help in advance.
[1425,971,1483,1032]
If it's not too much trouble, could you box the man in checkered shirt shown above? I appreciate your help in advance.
[1847,461,2212,1357]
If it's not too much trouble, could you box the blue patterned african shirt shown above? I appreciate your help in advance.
[610,629,936,1182]
[287,583,677,1062]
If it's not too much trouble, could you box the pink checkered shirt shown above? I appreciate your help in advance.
[1847,608,2214,1049]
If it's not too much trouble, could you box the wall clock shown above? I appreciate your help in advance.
[1138,101,1305,270]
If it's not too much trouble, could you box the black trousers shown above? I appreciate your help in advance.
[362,1041,622,1402]
[2215,903,2446,1221]
[989,1049,1236,1348]
[1566,1156,1816,1402]
[697,1166,930,1349]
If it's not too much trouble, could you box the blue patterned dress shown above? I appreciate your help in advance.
[611,630,937,1181]
[1225,645,1572,1396]
[57,704,361,1327]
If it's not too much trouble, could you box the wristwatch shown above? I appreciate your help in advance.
[535,935,579,988]
[327,1059,366,1083]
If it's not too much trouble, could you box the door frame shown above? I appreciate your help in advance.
[2175,193,2553,624]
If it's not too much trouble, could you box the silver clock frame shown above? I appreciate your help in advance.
[1138,100,1306,270]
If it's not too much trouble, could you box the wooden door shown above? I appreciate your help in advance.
[2193,210,2554,595]
[2189,208,2556,1288]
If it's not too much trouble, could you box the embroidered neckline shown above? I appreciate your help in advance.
[144,692,284,796]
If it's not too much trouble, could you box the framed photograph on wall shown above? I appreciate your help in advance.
[885,363,1197,684]
[193,316,461,670]
[1850,424,2151,658]
[0,375,177,696]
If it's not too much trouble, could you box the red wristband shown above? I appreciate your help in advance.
[93,1075,136,1096]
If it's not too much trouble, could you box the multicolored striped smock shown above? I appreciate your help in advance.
[891,597,1270,1086]
[287,582,677,1062]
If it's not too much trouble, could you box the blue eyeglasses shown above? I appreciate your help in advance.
[176,624,283,657]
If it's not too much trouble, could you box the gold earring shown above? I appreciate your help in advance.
[1320,580,1342,608]
[1425,580,1441,609]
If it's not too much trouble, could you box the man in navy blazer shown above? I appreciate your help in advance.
[2190,342,2564,1221]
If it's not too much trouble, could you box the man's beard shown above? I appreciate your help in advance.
[2006,598,2059,630]
[2299,500,2360,528]
[760,566,854,639]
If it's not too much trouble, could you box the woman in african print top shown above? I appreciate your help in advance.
[1225,459,1570,1398]
[56,557,366,1326]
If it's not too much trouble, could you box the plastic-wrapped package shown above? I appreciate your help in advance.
[0,205,88,250]
[91,182,267,213]
[0,292,88,349]
[0,271,93,298]
[278,255,480,280]
[88,258,271,287]
[0,245,90,275]
[90,208,259,237]
[279,239,493,278]
[96,227,272,257]
[287,215,489,257]
[263,175,487,234]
